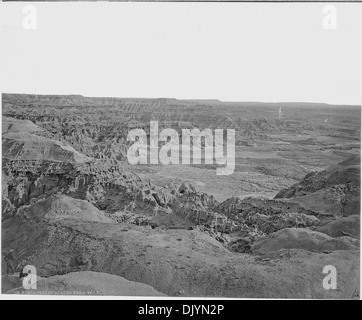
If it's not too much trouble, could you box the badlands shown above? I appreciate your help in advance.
[1,94,360,298]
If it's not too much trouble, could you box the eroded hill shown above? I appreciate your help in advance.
[1,94,360,298]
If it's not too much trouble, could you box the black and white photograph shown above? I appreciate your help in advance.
[0,3,361,301]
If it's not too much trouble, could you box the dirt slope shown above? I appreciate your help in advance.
[315,215,360,238]
[251,228,359,254]
[2,216,359,299]
[17,195,113,223]
[4,271,166,296]
[275,156,360,217]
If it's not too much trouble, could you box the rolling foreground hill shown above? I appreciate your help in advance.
[1,94,360,298]
[3,272,166,296]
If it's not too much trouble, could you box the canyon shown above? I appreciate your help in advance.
[1,94,360,298]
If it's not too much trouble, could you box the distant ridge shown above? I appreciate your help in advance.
[2,93,360,108]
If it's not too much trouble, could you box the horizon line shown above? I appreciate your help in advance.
[2,92,361,108]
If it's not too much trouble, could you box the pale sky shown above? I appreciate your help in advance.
[1,3,362,105]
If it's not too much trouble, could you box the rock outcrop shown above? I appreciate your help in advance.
[275,156,360,216]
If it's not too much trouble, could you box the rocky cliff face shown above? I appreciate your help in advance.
[1,118,218,232]
[2,159,140,217]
